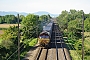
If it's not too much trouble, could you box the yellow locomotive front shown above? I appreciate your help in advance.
[38,31,50,47]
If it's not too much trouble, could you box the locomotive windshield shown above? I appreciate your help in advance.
[39,35,49,39]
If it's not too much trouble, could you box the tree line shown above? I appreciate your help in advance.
[57,9,90,38]
[57,9,90,59]
[0,15,25,24]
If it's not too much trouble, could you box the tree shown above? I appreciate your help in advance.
[19,15,25,23]
[1,26,18,48]
[84,18,90,32]
[57,10,69,31]
[0,16,5,24]
[4,15,17,24]
[21,14,39,39]
[39,15,49,22]
[68,19,82,39]
[0,26,18,60]
[70,9,77,14]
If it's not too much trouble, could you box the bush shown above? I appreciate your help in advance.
[74,39,82,50]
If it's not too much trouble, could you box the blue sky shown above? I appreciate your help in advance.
[0,0,90,14]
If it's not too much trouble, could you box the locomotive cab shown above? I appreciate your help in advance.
[38,31,50,47]
[38,22,53,47]
[39,35,49,39]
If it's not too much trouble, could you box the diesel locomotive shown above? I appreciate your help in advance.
[38,22,53,47]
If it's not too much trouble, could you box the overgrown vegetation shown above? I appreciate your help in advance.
[20,38,38,58]
[57,9,90,60]
[0,14,51,60]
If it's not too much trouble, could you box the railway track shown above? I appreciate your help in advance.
[35,23,71,60]
[35,47,48,60]
[54,23,67,60]
[47,23,71,60]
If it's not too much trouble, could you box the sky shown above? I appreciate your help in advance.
[0,0,90,14]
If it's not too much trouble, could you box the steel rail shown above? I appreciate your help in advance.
[57,24,67,60]
[54,24,59,60]
[55,32,59,60]
[35,47,42,60]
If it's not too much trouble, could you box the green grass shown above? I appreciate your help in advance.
[84,34,90,60]
[66,39,82,60]
[70,50,82,60]
[84,56,90,60]
[84,32,90,37]
[85,40,90,48]
[85,37,90,45]
[23,38,38,46]
[0,38,3,44]
[29,38,37,46]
